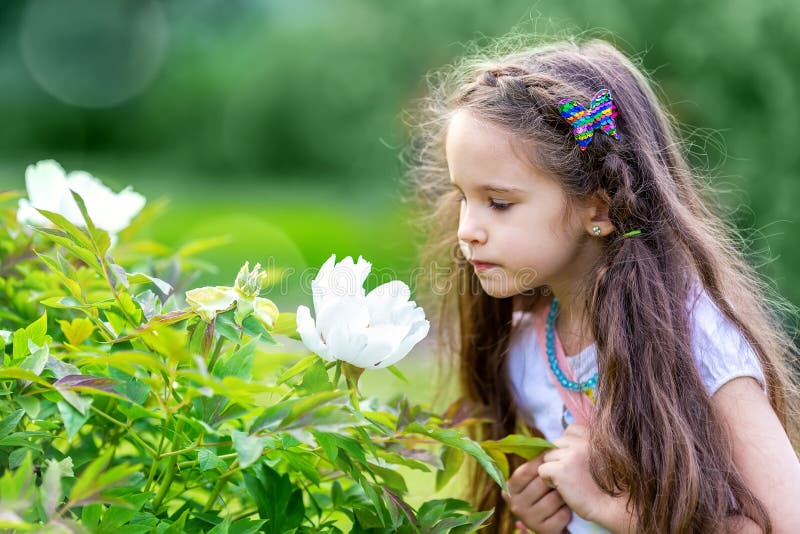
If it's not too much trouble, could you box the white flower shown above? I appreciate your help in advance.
[296,254,430,369]
[17,160,145,237]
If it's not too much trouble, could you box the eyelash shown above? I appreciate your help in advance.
[458,193,513,211]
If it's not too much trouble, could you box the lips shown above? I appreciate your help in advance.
[469,260,498,273]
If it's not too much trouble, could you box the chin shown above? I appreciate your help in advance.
[477,279,519,299]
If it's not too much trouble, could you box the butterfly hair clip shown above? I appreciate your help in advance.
[557,88,620,151]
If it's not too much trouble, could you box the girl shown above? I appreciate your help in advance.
[406,37,800,533]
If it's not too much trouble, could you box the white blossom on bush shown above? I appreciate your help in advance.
[17,160,146,238]
[296,254,430,369]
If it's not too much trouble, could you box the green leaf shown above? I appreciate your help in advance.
[81,503,102,527]
[26,312,48,346]
[215,311,241,343]
[213,338,257,380]
[251,390,346,432]
[387,365,409,384]
[69,449,139,507]
[368,462,408,493]
[0,409,24,439]
[243,464,304,534]
[70,190,111,255]
[231,430,264,469]
[33,227,101,270]
[280,390,347,428]
[276,354,319,384]
[311,430,367,464]
[405,422,507,492]
[12,328,27,360]
[279,449,321,485]
[197,448,227,472]
[484,447,509,480]
[127,272,173,295]
[89,350,167,374]
[57,399,91,440]
[436,446,465,491]
[34,207,95,250]
[0,432,45,452]
[20,343,49,377]
[41,295,114,310]
[0,451,35,511]
[42,457,74,519]
[37,252,83,298]
[271,312,300,340]
[241,315,276,344]
[0,367,51,387]
[300,359,334,393]
[480,434,555,460]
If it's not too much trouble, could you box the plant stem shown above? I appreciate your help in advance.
[152,418,185,513]
[202,458,240,512]
[89,405,156,456]
[207,336,225,373]
[333,360,342,388]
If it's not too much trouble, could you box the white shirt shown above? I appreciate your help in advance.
[507,283,766,533]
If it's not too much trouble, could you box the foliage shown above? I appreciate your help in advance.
[0,191,552,532]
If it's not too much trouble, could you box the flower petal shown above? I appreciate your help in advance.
[19,160,74,226]
[296,305,329,360]
[25,160,69,212]
[349,322,410,368]
[311,254,337,312]
[185,286,237,322]
[373,318,430,368]
[67,171,145,234]
[252,297,279,329]
[315,296,369,362]
[366,280,412,324]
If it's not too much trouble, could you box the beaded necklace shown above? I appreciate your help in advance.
[546,297,598,397]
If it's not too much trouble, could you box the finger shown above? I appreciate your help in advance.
[511,490,565,528]
[542,447,564,463]
[531,489,566,519]
[501,490,510,502]
[516,475,550,507]
[537,462,558,489]
[565,423,587,437]
[508,459,543,494]
[514,520,530,534]
[540,504,572,532]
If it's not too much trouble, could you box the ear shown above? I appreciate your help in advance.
[581,190,616,237]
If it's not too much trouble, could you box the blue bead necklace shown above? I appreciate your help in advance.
[546,297,598,394]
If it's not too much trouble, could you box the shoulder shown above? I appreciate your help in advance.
[687,283,766,397]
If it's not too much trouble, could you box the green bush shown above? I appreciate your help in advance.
[0,188,551,533]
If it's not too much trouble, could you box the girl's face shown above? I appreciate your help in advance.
[446,109,606,299]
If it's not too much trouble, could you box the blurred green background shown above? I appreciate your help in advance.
[1,0,798,354]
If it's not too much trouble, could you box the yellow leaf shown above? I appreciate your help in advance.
[58,318,95,346]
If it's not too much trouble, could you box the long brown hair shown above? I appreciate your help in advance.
[404,36,800,533]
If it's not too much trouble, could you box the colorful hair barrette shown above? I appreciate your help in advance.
[558,88,620,151]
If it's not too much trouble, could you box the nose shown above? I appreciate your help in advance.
[457,205,488,247]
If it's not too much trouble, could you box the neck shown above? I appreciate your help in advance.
[549,285,594,357]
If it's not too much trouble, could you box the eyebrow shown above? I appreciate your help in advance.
[450,182,525,194]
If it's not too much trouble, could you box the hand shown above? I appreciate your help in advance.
[537,424,617,525]
[502,454,572,534]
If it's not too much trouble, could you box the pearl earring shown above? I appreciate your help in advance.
[591,225,602,236]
